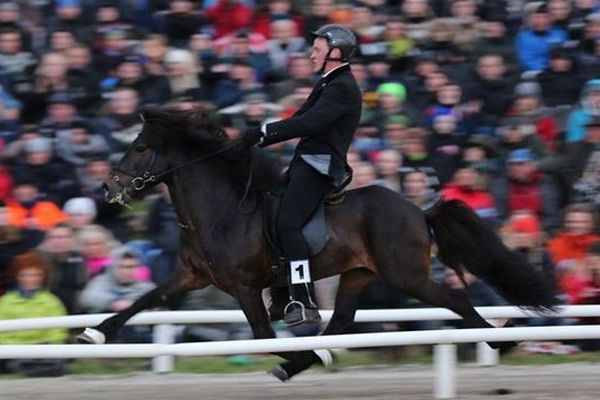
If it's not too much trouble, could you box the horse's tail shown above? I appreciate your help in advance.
[425,199,559,311]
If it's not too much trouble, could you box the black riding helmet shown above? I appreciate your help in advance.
[310,24,357,72]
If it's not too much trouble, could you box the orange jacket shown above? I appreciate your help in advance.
[6,200,67,231]
[546,232,600,265]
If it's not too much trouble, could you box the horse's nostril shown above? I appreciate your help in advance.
[102,183,109,193]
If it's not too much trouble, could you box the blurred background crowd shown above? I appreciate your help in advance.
[1,0,600,376]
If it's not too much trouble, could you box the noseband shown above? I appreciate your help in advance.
[112,150,158,193]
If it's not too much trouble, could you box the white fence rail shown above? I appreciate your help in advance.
[1,305,600,332]
[1,306,599,399]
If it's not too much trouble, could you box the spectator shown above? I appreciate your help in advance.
[4,177,67,231]
[164,49,202,100]
[400,128,441,191]
[95,87,143,161]
[270,53,313,100]
[420,19,465,66]
[441,162,499,224]
[156,0,207,48]
[38,91,88,139]
[303,0,334,41]
[471,14,517,69]
[104,55,172,106]
[373,149,402,192]
[267,19,306,78]
[505,81,559,151]
[537,46,584,108]
[55,121,108,171]
[47,0,90,45]
[9,135,78,204]
[253,0,304,39]
[0,27,35,79]
[426,113,464,184]
[466,53,516,129]
[565,79,600,142]
[0,200,44,295]
[78,246,155,342]
[204,0,253,39]
[0,252,68,376]
[491,149,560,231]
[76,224,118,278]
[41,223,87,314]
[447,0,480,52]
[62,196,97,232]
[401,168,439,210]
[401,0,435,45]
[492,117,552,169]
[0,2,32,52]
[502,211,559,303]
[211,59,265,109]
[547,203,600,265]
[515,2,567,73]
[352,5,386,62]
[566,116,600,205]
[383,18,415,74]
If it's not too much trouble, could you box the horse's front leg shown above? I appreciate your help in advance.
[270,269,376,381]
[77,270,207,344]
[233,285,314,371]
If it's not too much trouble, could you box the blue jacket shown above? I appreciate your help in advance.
[515,28,567,71]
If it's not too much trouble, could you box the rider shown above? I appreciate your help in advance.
[242,24,362,326]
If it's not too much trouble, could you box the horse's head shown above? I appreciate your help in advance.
[104,107,182,206]
[104,106,232,206]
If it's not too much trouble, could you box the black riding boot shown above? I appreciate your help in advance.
[283,259,321,326]
[268,285,289,322]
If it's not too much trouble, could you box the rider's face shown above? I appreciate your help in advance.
[310,37,329,73]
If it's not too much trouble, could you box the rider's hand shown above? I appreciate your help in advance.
[242,127,263,146]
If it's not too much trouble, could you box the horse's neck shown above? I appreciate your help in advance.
[166,163,254,261]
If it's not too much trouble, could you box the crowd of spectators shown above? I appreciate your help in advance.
[1,0,600,374]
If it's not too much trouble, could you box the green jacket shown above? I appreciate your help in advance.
[0,290,68,344]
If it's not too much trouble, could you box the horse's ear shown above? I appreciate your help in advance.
[139,105,161,123]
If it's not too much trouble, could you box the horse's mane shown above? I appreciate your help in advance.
[139,106,285,195]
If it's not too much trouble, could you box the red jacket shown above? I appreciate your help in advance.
[441,184,497,219]
[205,0,254,38]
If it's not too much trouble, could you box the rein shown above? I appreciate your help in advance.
[111,140,256,213]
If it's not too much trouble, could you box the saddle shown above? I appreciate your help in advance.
[263,176,349,287]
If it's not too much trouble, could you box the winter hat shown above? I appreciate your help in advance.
[24,137,53,154]
[63,197,97,219]
[510,213,541,235]
[377,82,406,102]
[514,81,541,98]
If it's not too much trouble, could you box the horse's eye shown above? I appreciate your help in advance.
[135,144,147,152]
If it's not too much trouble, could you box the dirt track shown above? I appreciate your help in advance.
[2,363,600,400]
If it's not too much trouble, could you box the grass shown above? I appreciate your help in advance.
[2,346,600,378]
[63,347,600,375]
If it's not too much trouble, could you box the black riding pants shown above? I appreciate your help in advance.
[277,159,333,260]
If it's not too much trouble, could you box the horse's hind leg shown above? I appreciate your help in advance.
[77,269,205,344]
[271,268,376,380]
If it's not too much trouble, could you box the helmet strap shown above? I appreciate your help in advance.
[318,47,346,74]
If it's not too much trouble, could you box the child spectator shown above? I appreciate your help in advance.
[0,252,68,376]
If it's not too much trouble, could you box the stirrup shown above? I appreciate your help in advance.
[283,300,321,326]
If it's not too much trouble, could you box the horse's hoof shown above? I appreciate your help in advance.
[314,349,334,367]
[267,365,289,382]
[76,328,106,344]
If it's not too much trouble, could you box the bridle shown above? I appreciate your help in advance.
[108,139,253,211]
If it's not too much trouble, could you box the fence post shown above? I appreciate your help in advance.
[476,342,499,366]
[433,343,457,399]
[152,324,176,373]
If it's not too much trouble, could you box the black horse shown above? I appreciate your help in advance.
[77,107,558,380]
